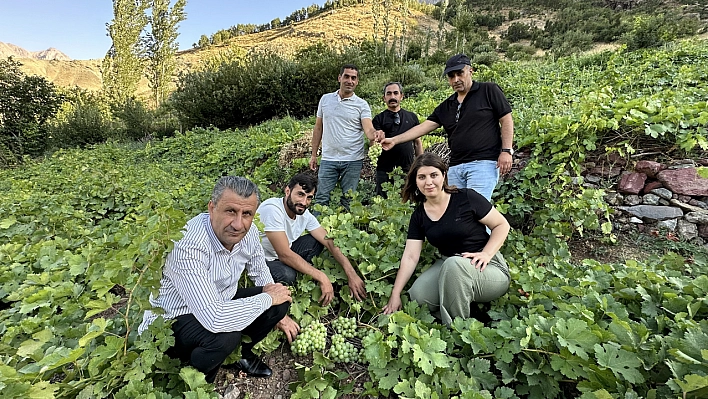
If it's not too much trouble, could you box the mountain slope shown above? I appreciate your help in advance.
[0,41,71,60]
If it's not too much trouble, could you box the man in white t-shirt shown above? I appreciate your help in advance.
[257,173,366,306]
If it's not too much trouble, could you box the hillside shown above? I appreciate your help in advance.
[13,3,440,94]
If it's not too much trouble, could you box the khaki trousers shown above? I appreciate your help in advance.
[408,252,510,325]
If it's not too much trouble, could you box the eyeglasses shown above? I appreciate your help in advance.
[455,103,462,123]
[394,112,400,125]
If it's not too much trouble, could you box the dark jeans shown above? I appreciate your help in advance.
[266,234,324,285]
[168,287,289,383]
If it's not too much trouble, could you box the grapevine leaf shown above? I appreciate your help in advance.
[593,343,645,383]
[412,329,449,375]
[553,318,599,360]
[179,366,208,391]
[0,216,17,229]
[370,364,403,391]
[675,374,708,394]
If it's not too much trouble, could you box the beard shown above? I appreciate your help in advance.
[286,195,306,215]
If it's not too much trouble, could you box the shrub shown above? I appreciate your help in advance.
[0,57,62,164]
[170,45,361,129]
[505,22,533,42]
[622,14,700,50]
[52,101,114,147]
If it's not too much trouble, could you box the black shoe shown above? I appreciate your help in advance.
[236,357,272,378]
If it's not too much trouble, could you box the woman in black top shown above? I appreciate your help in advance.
[382,153,511,325]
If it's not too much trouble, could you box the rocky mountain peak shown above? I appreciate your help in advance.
[0,41,71,61]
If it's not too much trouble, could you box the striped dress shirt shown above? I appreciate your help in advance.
[138,212,275,334]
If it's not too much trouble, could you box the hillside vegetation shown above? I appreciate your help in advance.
[1,37,707,398]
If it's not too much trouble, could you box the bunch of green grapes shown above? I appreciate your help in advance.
[331,316,357,338]
[368,143,382,167]
[291,321,327,356]
[329,333,359,363]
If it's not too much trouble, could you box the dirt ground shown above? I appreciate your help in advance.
[213,342,372,399]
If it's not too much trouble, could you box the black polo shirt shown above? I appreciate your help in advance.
[372,108,420,172]
[428,82,512,166]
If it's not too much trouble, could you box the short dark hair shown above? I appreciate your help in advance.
[287,173,318,193]
[340,63,359,76]
[382,81,403,95]
[402,153,458,204]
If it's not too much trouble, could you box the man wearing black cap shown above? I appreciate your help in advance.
[372,82,423,197]
[381,54,514,201]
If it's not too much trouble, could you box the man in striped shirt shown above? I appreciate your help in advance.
[139,176,295,382]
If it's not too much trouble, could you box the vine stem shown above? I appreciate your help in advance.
[122,222,169,356]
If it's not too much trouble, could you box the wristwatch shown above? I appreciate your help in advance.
[501,148,514,155]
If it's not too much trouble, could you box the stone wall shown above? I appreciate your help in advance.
[586,159,708,247]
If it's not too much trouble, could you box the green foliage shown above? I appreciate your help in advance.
[2,39,708,398]
[102,0,149,104]
[622,14,700,51]
[170,45,359,129]
[0,57,63,164]
[144,0,186,108]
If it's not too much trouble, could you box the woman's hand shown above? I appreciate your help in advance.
[459,251,494,272]
[382,295,402,314]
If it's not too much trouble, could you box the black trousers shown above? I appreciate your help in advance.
[168,286,289,383]
[266,234,324,285]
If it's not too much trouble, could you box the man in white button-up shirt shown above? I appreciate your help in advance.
[139,176,295,382]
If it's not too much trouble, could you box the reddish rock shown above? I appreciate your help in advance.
[635,160,663,178]
[700,224,708,238]
[589,166,622,177]
[658,168,708,196]
[618,172,648,195]
[642,181,663,194]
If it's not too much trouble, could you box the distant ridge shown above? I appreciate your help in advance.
[0,41,71,61]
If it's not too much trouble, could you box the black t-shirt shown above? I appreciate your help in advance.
[407,189,492,256]
[428,82,512,166]
[372,109,419,172]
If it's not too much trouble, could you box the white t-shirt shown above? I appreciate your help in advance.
[257,197,321,261]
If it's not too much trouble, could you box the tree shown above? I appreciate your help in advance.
[197,35,209,48]
[102,0,149,105]
[144,0,186,107]
[0,57,62,164]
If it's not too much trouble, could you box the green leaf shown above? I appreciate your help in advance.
[594,343,645,383]
[179,366,208,391]
[0,216,17,229]
[553,318,599,360]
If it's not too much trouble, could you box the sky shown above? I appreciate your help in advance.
[0,0,327,60]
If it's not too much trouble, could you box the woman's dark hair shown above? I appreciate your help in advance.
[402,152,458,204]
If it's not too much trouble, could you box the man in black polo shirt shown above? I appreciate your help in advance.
[372,82,423,197]
[380,54,514,201]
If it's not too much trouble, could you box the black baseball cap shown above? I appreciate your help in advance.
[444,54,471,75]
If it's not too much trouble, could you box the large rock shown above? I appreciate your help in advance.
[643,180,664,193]
[657,168,708,196]
[650,187,672,200]
[619,205,684,221]
[635,160,663,178]
[677,219,698,240]
[618,172,647,194]
[685,211,708,225]
[657,219,678,231]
